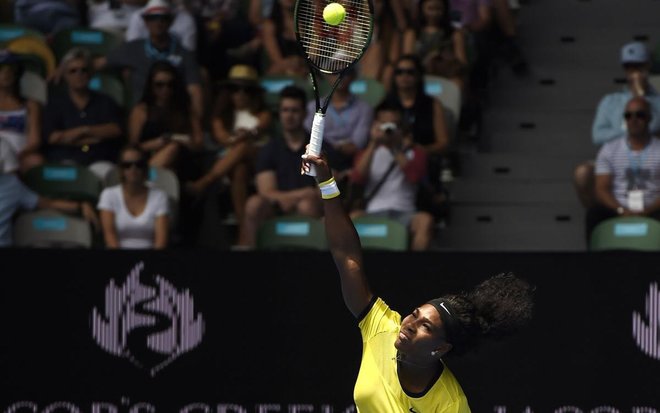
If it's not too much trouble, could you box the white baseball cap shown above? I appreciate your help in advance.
[620,41,649,65]
[141,0,174,17]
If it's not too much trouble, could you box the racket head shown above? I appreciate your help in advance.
[294,0,374,75]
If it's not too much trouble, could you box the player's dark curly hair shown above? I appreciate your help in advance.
[432,272,534,357]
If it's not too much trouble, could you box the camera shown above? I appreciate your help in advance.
[379,122,397,134]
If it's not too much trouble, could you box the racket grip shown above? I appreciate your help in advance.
[305,112,325,176]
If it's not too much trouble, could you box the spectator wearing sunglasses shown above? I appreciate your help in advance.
[383,55,451,219]
[97,144,170,249]
[586,96,660,241]
[42,47,124,174]
[128,60,201,172]
[97,0,204,125]
[575,42,660,209]
[125,0,197,52]
[186,64,273,242]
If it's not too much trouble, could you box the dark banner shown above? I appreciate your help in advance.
[1,249,659,412]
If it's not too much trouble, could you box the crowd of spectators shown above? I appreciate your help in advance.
[1,0,530,250]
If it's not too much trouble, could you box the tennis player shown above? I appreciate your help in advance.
[302,153,534,413]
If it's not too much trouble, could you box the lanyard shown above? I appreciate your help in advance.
[626,139,651,188]
[144,38,176,61]
[626,138,651,184]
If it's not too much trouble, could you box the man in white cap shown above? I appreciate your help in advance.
[574,41,660,209]
[96,0,203,145]
[125,0,197,52]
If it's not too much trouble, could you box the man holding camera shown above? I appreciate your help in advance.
[349,101,435,251]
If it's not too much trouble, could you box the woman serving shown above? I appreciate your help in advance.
[302,153,534,413]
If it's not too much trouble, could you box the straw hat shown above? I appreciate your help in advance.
[220,64,262,90]
[5,36,56,78]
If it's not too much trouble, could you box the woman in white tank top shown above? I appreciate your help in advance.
[0,51,43,174]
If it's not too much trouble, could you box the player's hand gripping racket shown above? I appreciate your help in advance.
[295,0,374,175]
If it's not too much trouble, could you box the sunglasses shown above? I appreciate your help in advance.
[153,80,174,89]
[68,66,89,75]
[624,110,649,120]
[119,160,148,170]
[394,68,417,76]
[144,14,173,22]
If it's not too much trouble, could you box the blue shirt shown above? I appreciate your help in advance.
[0,174,39,247]
[592,87,660,146]
[304,95,372,149]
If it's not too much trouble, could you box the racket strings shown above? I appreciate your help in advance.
[296,0,372,73]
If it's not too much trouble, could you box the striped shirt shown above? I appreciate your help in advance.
[595,135,660,207]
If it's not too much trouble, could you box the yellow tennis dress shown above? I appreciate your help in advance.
[354,298,471,413]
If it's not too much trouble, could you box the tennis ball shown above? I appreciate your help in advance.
[323,2,346,26]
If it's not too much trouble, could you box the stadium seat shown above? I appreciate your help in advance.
[20,70,47,104]
[349,77,386,108]
[590,216,660,252]
[424,75,462,125]
[352,216,409,251]
[256,215,327,250]
[13,209,93,248]
[260,74,314,113]
[88,73,126,108]
[24,163,103,203]
[423,75,461,139]
[0,24,44,44]
[51,27,123,61]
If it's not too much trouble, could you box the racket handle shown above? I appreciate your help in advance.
[305,112,325,176]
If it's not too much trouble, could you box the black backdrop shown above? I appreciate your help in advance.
[1,249,659,412]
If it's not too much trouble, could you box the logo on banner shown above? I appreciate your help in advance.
[632,282,660,360]
[91,262,205,376]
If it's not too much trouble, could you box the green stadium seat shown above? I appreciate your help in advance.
[349,77,386,108]
[260,74,314,113]
[13,209,93,248]
[51,27,122,61]
[257,215,327,250]
[0,24,44,44]
[352,215,409,251]
[590,216,660,252]
[24,163,103,203]
[88,72,126,108]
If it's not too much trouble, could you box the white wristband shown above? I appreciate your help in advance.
[319,177,340,200]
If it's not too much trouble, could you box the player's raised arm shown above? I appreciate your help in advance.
[303,154,373,318]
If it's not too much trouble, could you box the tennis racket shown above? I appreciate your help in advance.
[294,0,374,176]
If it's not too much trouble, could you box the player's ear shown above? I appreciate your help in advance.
[431,343,452,358]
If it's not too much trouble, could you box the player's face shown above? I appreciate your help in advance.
[395,304,447,356]
[279,98,306,131]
